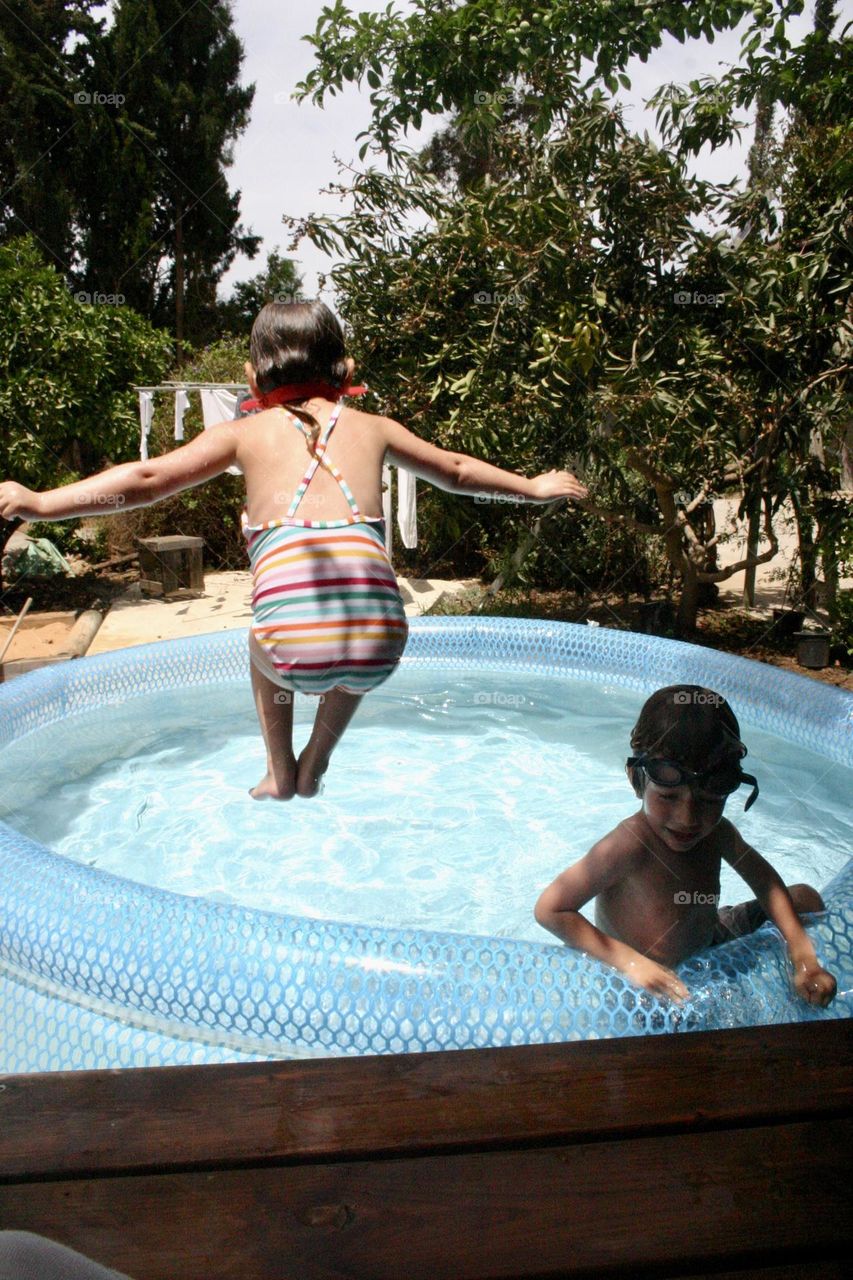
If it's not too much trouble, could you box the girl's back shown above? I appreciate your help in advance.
[238,402,388,529]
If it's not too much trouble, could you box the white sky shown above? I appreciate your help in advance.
[220,0,827,299]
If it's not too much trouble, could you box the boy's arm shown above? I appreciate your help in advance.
[382,417,587,504]
[0,424,240,521]
[723,829,836,1007]
[534,832,689,1001]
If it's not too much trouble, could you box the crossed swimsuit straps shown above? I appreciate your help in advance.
[243,403,376,532]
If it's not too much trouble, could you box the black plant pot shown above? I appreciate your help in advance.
[794,630,831,669]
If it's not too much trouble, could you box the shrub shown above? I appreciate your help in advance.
[0,236,172,490]
[393,458,666,599]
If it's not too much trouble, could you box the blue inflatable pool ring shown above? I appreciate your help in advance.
[0,619,850,1072]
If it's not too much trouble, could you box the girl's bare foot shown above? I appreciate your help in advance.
[250,757,297,800]
[296,746,328,798]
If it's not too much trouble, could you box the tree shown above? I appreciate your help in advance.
[217,249,303,336]
[72,0,260,351]
[0,1,101,267]
[653,0,851,613]
[289,0,849,629]
[0,236,172,492]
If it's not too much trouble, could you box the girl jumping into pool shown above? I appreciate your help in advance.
[0,300,587,799]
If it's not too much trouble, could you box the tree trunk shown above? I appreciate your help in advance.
[694,501,719,607]
[660,511,700,633]
[791,492,818,609]
[822,535,838,614]
[740,496,759,607]
[482,511,548,602]
[840,419,853,490]
[676,563,700,634]
[175,204,185,364]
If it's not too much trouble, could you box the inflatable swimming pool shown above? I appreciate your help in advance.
[0,619,850,1071]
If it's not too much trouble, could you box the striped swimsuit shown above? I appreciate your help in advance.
[242,403,408,695]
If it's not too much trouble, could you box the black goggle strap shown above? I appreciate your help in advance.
[740,770,759,811]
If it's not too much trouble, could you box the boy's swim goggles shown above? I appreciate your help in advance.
[626,749,760,811]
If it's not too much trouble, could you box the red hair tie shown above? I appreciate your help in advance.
[240,381,368,412]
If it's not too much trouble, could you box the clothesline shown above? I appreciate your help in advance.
[133,382,249,392]
[134,382,418,551]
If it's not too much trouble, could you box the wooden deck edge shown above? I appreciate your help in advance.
[1,1020,851,1182]
[1,1022,851,1279]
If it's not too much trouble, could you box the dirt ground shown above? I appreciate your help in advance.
[1,616,77,662]
[0,569,135,663]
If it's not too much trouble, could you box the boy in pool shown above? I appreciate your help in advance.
[0,300,586,800]
[534,685,837,1006]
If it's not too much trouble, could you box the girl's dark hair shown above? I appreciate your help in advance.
[629,685,743,773]
[249,301,350,450]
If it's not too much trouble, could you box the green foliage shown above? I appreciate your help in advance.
[290,0,850,625]
[0,1,101,263]
[0,236,172,491]
[296,1,761,158]
[106,337,250,569]
[393,457,663,596]
[0,0,259,349]
[830,589,853,662]
[217,250,304,337]
[25,519,101,561]
[73,0,260,347]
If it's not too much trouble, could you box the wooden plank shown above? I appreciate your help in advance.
[0,1120,849,1280]
[1,1022,850,1181]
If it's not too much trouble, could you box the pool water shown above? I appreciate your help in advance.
[2,669,850,943]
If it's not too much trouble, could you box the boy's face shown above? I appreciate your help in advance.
[638,776,727,852]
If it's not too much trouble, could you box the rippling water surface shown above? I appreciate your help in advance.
[2,670,850,942]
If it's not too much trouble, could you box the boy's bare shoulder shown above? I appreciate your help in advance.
[713,815,747,854]
[587,814,651,867]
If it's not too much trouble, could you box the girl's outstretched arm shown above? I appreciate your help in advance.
[0,423,240,522]
[382,418,587,503]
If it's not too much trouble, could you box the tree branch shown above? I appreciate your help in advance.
[694,497,779,583]
[581,499,662,537]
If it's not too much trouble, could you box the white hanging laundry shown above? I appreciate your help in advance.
[138,390,154,461]
[173,388,190,441]
[200,387,240,428]
[381,463,393,560]
[200,387,243,475]
[397,467,418,548]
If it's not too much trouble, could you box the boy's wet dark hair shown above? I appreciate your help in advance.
[249,300,349,395]
[628,685,744,792]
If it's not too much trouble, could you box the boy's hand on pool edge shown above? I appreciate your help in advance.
[793,960,837,1007]
[625,956,690,1003]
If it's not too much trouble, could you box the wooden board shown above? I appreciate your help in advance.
[1,1022,850,1279]
[2,1121,849,1279]
[1,1022,849,1180]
